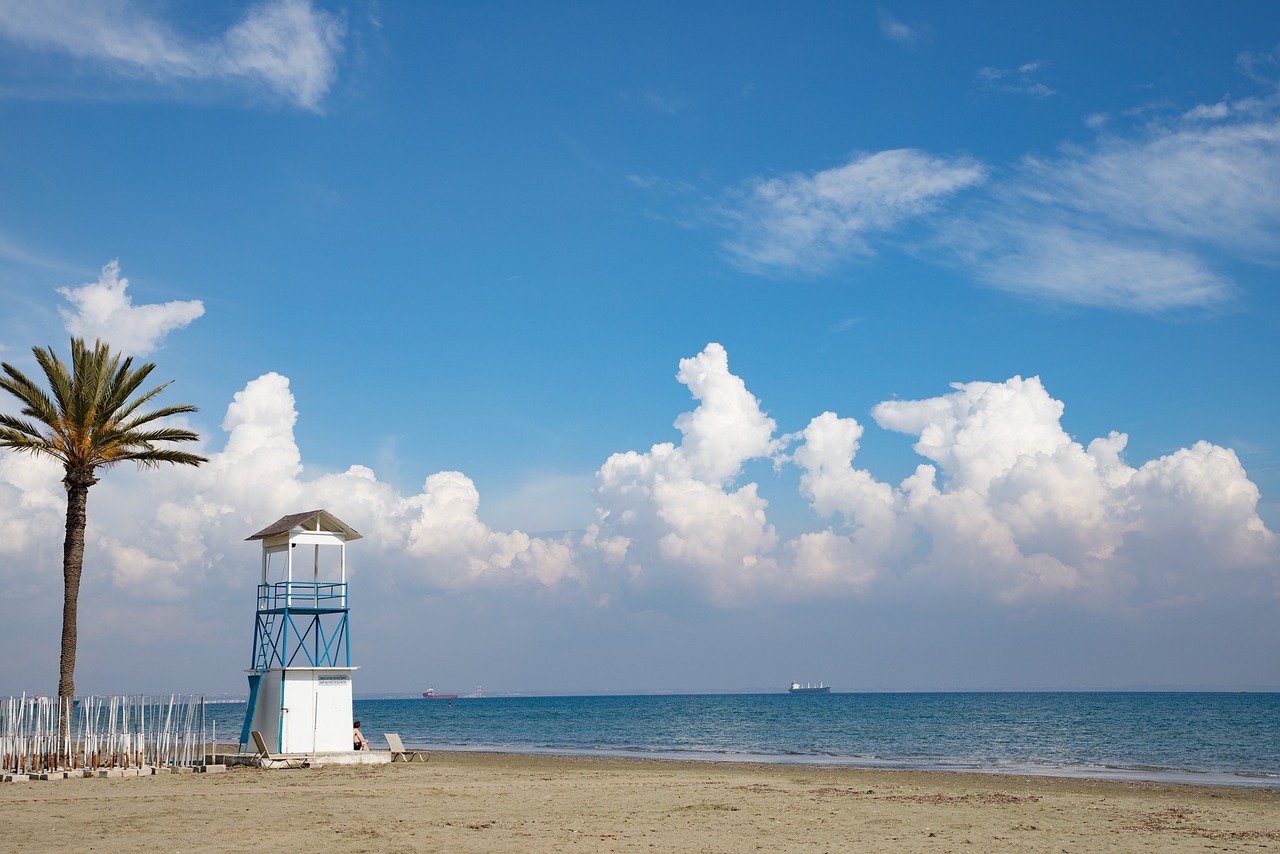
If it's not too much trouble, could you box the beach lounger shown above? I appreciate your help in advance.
[384,732,428,762]
[250,730,308,769]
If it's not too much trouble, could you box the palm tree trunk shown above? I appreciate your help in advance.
[58,474,95,702]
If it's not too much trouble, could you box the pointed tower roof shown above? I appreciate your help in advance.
[246,509,363,542]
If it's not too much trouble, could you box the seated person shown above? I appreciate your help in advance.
[353,720,369,750]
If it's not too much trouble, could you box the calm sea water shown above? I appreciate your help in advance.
[204,692,1280,787]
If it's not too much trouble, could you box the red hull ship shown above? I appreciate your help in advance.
[422,688,458,699]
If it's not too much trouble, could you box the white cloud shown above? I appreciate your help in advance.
[0,452,63,567]
[720,149,987,274]
[976,61,1055,97]
[190,374,582,594]
[1183,102,1232,122]
[872,376,1071,494]
[1020,121,1280,260]
[0,0,343,111]
[951,220,1233,311]
[877,9,923,46]
[633,89,690,114]
[0,368,583,617]
[587,349,1275,608]
[788,412,896,555]
[0,344,1273,631]
[866,377,1275,605]
[57,260,204,356]
[939,113,1280,311]
[1126,441,1275,570]
[705,79,1279,311]
[589,344,784,605]
[1237,45,1279,86]
[220,0,345,111]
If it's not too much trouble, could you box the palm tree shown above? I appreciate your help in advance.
[0,338,207,701]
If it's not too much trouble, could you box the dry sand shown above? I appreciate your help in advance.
[2,751,1277,853]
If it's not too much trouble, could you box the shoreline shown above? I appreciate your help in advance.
[95,691,1280,789]
[408,744,1280,789]
[3,750,1276,852]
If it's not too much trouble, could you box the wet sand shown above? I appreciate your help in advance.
[2,751,1276,852]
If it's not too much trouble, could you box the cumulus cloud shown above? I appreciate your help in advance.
[0,451,63,575]
[0,344,1273,626]
[181,373,581,594]
[867,377,1275,604]
[0,368,586,614]
[588,344,785,605]
[719,149,987,274]
[583,352,1274,609]
[0,0,344,111]
[57,260,204,356]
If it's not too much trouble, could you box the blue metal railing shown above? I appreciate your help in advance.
[256,581,346,611]
[250,582,351,669]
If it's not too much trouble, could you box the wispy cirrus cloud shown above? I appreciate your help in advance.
[703,74,1280,312]
[1020,121,1280,258]
[627,174,697,196]
[717,149,987,274]
[0,0,344,111]
[976,60,1055,97]
[877,8,927,46]
[945,219,1232,311]
[943,112,1280,311]
[1237,44,1280,87]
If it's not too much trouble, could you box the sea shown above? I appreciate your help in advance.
[203,692,1280,788]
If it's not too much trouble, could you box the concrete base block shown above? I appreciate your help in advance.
[96,768,124,778]
[3,774,30,782]
[168,766,194,774]
[198,764,227,773]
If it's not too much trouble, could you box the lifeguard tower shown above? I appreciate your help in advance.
[239,510,360,754]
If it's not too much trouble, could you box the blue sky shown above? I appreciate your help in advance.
[0,1,1277,696]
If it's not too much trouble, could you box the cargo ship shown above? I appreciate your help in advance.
[788,681,831,694]
[422,687,458,699]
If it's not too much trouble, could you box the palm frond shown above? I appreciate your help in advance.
[111,427,202,445]
[1,338,207,476]
[116,402,199,434]
[100,356,155,429]
[79,340,123,439]
[0,412,51,441]
[0,362,61,427]
[0,431,63,459]
[110,378,171,425]
[33,344,75,420]
[115,448,209,468]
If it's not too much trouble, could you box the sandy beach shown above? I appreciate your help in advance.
[3,751,1276,853]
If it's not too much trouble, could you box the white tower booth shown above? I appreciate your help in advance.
[239,510,362,753]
